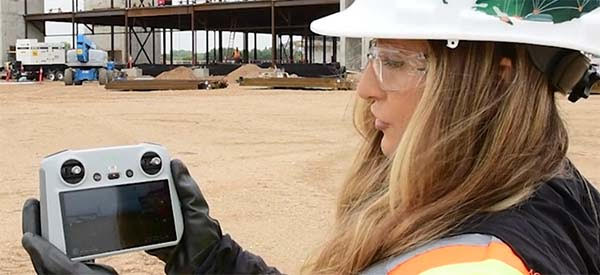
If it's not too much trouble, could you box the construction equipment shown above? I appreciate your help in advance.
[14,39,68,81]
[64,34,114,86]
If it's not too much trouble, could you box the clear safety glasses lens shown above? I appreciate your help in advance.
[365,46,427,92]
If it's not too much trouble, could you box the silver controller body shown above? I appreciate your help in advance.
[39,143,184,261]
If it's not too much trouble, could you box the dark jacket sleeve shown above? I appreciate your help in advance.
[195,234,282,275]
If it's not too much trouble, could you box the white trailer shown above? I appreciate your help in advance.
[15,39,68,81]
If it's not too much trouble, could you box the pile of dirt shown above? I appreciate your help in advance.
[156,66,198,80]
[224,64,272,83]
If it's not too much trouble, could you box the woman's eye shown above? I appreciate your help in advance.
[382,59,406,69]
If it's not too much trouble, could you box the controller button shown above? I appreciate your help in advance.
[126,169,134,178]
[108,172,120,180]
[93,173,102,182]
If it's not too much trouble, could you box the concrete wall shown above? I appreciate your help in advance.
[0,0,44,65]
[84,0,162,64]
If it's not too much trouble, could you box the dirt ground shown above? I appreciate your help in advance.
[1,81,599,274]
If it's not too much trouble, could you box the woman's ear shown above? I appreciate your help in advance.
[499,57,514,83]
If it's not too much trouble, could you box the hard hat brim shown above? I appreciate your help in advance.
[310,1,600,56]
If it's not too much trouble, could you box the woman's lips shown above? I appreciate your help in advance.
[375,119,390,131]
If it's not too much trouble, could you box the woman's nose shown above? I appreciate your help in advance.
[357,62,386,101]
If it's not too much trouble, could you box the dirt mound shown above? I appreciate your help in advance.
[156,66,198,80]
[225,64,272,83]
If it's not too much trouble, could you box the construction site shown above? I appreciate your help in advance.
[2,0,600,274]
[0,0,365,90]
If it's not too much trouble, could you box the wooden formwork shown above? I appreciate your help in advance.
[238,77,355,91]
[105,79,227,91]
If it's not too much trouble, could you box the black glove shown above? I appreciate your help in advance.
[146,159,223,274]
[21,199,118,275]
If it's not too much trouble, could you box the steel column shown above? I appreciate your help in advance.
[152,28,156,64]
[206,28,210,64]
[191,11,196,66]
[279,35,283,63]
[243,32,249,63]
[323,35,327,64]
[24,0,29,38]
[72,0,76,47]
[163,28,167,64]
[111,25,115,61]
[254,33,258,62]
[125,12,129,64]
[271,0,276,67]
[289,34,293,63]
[332,37,337,63]
[218,31,223,62]
[304,35,308,63]
[170,29,173,65]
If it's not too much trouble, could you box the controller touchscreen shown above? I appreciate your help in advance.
[59,179,177,258]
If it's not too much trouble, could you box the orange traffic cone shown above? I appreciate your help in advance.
[38,67,43,82]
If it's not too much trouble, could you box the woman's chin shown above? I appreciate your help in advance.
[380,135,395,157]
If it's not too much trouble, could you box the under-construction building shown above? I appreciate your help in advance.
[18,0,366,74]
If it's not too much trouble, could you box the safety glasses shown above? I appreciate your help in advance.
[364,45,428,92]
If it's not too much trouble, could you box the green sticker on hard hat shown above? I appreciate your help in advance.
[474,0,599,25]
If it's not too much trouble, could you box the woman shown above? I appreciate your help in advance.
[22,0,600,274]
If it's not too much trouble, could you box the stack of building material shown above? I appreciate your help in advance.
[106,66,227,91]
[239,76,355,91]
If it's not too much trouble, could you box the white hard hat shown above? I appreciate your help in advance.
[311,0,600,56]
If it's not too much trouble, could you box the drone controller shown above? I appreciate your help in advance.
[39,143,184,261]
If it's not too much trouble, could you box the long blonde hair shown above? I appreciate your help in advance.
[303,41,569,274]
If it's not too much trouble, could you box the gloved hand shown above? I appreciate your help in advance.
[21,199,118,275]
[146,159,223,274]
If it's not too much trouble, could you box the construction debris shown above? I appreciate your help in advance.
[239,77,355,91]
[105,79,227,91]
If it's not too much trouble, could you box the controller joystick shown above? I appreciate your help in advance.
[141,152,162,175]
[61,159,85,184]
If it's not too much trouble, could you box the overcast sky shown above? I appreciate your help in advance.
[43,0,287,51]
